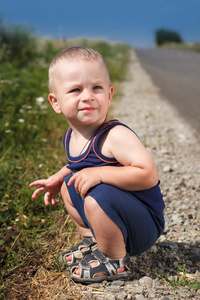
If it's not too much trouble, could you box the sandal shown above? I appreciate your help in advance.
[59,237,97,265]
[69,248,130,283]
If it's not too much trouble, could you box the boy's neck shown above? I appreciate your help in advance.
[69,116,110,140]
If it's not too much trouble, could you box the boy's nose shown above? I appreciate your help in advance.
[82,89,94,101]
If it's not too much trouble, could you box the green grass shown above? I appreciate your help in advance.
[157,265,200,289]
[0,29,130,296]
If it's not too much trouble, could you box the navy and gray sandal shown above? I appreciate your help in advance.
[59,237,97,265]
[69,248,130,283]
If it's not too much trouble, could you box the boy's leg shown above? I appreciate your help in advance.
[73,195,126,277]
[84,195,126,259]
[60,182,92,238]
[61,181,126,276]
[60,182,96,264]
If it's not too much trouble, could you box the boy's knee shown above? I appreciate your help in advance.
[60,181,67,197]
[60,182,72,205]
[84,195,98,215]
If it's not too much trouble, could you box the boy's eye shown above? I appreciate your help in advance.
[93,86,101,90]
[70,88,80,93]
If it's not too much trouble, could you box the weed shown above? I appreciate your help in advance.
[52,251,66,272]
[157,265,200,289]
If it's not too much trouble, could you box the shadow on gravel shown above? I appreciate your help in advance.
[1,229,199,299]
[130,240,200,280]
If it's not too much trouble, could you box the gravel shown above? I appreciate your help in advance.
[75,49,200,299]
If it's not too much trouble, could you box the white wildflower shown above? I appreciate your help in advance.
[0,80,12,84]
[5,122,9,127]
[16,166,22,170]
[40,105,48,110]
[18,119,25,123]
[39,164,43,169]
[5,129,11,133]
[36,97,45,105]
[41,138,47,142]
[28,110,37,114]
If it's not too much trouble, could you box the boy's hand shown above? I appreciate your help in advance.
[29,166,72,206]
[67,168,102,197]
[29,176,63,206]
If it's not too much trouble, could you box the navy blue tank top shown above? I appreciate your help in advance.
[63,119,165,212]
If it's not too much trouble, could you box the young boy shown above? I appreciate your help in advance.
[29,46,165,284]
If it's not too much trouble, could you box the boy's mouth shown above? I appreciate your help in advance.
[79,107,96,113]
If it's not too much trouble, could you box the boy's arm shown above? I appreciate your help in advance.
[98,125,159,189]
[29,166,72,206]
[68,125,159,197]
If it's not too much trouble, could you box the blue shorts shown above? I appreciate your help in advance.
[65,174,165,256]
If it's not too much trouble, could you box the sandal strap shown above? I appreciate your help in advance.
[59,237,97,264]
[81,237,97,247]
[74,249,130,280]
[117,253,130,268]
[80,249,130,267]
[69,237,96,252]
[92,249,109,264]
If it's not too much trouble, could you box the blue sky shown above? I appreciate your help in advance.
[0,0,200,47]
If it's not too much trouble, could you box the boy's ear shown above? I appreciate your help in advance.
[48,93,62,114]
[108,85,114,106]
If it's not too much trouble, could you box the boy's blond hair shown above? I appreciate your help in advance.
[49,46,110,93]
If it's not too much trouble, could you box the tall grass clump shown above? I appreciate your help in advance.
[0,19,39,67]
[0,21,130,297]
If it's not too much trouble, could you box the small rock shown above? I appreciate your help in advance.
[134,295,147,300]
[110,280,125,287]
[162,291,170,295]
[115,291,128,300]
[105,286,120,293]
[138,276,153,287]
[163,165,173,173]
[176,288,190,298]
[131,286,144,294]
[149,245,158,254]
[152,278,160,288]
[188,213,193,219]
[189,253,200,262]
[164,254,179,264]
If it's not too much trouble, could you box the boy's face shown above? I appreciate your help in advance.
[49,58,114,129]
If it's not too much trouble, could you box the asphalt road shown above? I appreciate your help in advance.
[135,48,200,135]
